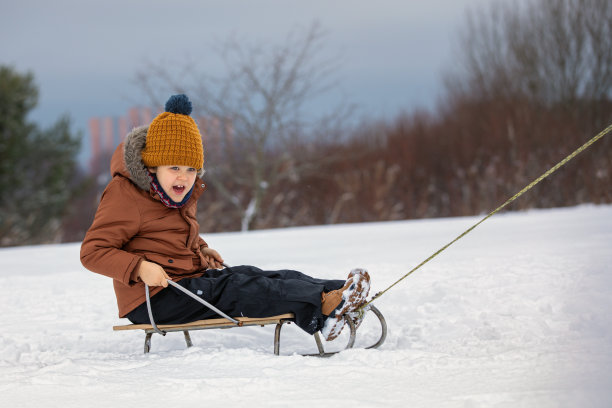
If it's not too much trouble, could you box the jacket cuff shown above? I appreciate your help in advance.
[128,258,143,285]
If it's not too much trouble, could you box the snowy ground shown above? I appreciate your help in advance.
[1,205,611,408]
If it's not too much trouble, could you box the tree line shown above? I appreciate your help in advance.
[1,0,610,246]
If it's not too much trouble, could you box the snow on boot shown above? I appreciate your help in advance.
[346,303,370,331]
[321,269,370,341]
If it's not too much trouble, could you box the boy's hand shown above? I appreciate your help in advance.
[202,247,224,269]
[137,260,170,287]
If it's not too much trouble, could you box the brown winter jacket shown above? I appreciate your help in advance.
[80,125,209,317]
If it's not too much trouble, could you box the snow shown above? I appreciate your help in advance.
[1,205,611,407]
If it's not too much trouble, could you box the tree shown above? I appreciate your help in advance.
[136,23,350,231]
[446,0,612,127]
[0,66,81,246]
[437,0,612,213]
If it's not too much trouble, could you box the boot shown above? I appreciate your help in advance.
[320,269,370,341]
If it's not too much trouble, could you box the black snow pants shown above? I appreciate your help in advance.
[127,265,345,335]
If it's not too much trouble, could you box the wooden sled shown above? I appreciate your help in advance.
[113,305,387,356]
[113,280,387,356]
[113,313,294,354]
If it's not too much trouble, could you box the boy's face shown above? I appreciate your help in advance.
[150,165,198,202]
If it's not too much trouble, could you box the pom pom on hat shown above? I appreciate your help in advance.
[141,94,204,169]
[165,94,192,115]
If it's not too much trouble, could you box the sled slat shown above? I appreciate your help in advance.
[113,313,295,332]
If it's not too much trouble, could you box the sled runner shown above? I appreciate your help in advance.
[112,279,387,356]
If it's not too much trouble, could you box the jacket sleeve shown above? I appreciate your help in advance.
[198,235,208,249]
[80,179,143,286]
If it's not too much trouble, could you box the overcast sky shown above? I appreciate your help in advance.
[1,0,497,160]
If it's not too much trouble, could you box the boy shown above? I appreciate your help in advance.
[80,94,370,341]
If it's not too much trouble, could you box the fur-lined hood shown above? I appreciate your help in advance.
[110,125,205,192]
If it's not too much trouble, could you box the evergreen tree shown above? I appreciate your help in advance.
[0,65,81,246]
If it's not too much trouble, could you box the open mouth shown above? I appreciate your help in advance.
[172,185,186,195]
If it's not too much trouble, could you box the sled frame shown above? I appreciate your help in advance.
[112,305,386,356]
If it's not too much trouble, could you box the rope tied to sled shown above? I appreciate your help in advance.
[359,122,612,311]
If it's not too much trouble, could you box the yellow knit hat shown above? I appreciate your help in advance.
[141,94,204,169]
